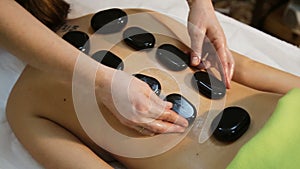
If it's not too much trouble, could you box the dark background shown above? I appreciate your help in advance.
[212,0,300,46]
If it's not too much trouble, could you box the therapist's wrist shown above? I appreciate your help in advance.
[95,64,116,91]
[187,0,213,8]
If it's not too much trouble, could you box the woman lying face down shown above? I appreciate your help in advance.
[4,0,300,169]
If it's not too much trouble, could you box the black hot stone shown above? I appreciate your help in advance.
[193,71,226,99]
[134,74,161,96]
[156,44,189,71]
[62,31,90,54]
[164,94,197,125]
[211,106,251,142]
[91,8,128,34]
[123,27,155,50]
[91,50,124,70]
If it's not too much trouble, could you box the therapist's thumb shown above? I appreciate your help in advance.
[188,23,206,67]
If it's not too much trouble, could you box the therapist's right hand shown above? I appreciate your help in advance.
[95,67,189,136]
[187,0,235,88]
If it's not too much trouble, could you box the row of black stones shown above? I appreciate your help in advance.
[62,8,250,140]
[62,30,226,99]
[62,9,197,125]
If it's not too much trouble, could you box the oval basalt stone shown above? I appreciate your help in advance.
[123,27,156,50]
[91,50,124,70]
[91,8,128,34]
[164,93,197,125]
[134,74,161,96]
[193,71,226,99]
[62,31,90,54]
[156,44,189,71]
[211,106,251,142]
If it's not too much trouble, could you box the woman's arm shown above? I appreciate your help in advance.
[232,51,300,94]
[0,0,188,134]
[0,0,80,81]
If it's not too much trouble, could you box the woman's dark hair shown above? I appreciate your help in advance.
[16,0,70,31]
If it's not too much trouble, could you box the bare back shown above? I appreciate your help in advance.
[6,9,282,169]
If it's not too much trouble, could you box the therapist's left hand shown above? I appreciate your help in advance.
[187,0,235,88]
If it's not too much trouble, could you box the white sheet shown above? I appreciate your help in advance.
[0,0,299,169]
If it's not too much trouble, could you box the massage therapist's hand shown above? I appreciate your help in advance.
[95,67,188,136]
[187,0,235,88]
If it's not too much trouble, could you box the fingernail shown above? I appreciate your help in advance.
[166,102,173,108]
[192,56,199,64]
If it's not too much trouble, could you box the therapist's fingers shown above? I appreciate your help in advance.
[226,47,235,86]
[150,95,188,128]
[206,26,235,88]
[156,109,189,128]
[142,120,186,134]
[196,53,211,69]
[188,23,206,67]
[217,46,234,88]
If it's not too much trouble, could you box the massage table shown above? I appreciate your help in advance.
[1,0,300,169]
